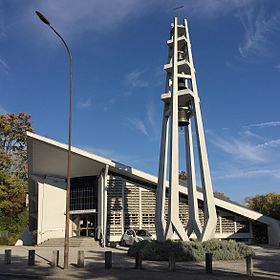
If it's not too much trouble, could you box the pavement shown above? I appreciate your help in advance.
[0,245,279,279]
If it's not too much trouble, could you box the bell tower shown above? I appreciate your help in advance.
[155,17,217,241]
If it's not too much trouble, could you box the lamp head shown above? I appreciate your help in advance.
[35,11,50,25]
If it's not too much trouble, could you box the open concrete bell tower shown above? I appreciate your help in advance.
[155,17,217,241]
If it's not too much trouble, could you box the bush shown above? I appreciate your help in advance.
[183,241,204,261]
[142,240,190,261]
[0,234,18,245]
[128,240,150,257]
[128,239,255,262]
[0,208,29,245]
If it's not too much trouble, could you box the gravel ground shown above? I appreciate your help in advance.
[0,245,279,279]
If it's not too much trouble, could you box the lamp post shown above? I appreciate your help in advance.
[35,11,72,269]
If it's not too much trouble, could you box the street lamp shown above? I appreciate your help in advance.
[35,11,72,269]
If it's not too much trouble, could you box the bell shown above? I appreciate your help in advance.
[178,51,184,61]
[178,107,192,126]
[178,78,186,91]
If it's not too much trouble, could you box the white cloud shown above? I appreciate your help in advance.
[0,57,9,74]
[126,118,149,137]
[0,3,7,40]
[258,139,280,149]
[242,129,266,141]
[153,66,165,87]
[246,121,280,128]
[77,97,92,109]
[0,22,6,39]
[215,166,280,180]
[26,0,253,41]
[209,132,267,163]
[123,70,148,89]
[181,0,252,18]
[147,102,156,128]
[23,0,155,42]
[209,124,280,182]
[237,8,280,57]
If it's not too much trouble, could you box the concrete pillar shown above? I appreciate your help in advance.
[28,250,35,265]
[185,120,202,239]
[139,188,142,229]
[165,16,188,241]
[121,180,125,236]
[77,250,84,268]
[105,251,112,269]
[156,104,169,241]
[52,250,59,267]
[219,214,222,234]
[103,165,109,247]
[184,18,217,241]
[205,253,213,274]
[97,175,103,240]
[4,249,11,264]
[246,255,253,276]
[168,253,176,271]
[135,251,143,269]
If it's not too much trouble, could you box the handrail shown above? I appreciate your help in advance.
[40,228,64,236]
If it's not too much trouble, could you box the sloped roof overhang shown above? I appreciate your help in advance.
[27,132,280,230]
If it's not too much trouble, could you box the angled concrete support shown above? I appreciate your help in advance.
[156,103,169,241]
[185,16,217,240]
[185,120,202,239]
[193,101,217,240]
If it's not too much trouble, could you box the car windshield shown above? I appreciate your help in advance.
[136,230,151,237]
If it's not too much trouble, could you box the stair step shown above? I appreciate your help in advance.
[38,238,100,247]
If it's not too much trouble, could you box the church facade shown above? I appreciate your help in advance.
[27,132,280,246]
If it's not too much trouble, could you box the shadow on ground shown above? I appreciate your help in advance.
[251,245,280,279]
[0,246,279,279]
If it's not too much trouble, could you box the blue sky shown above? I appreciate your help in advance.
[1,0,280,203]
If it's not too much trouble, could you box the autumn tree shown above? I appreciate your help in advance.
[0,112,34,235]
[245,192,280,220]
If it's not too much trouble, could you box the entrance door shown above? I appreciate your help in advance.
[74,214,97,237]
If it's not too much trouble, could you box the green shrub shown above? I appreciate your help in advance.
[203,239,240,261]
[0,208,28,245]
[128,239,255,262]
[182,241,204,261]
[0,233,18,245]
[141,240,191,261]
[128,240,150,257]
[236,242,255,257]
[202,239,255,260]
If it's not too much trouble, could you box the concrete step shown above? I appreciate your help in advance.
[38,237,100,247]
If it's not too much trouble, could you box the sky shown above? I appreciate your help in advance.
[0,0,280,203]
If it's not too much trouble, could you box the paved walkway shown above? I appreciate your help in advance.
[0,245,279,279]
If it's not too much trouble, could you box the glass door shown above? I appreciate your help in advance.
[77,214,96,237]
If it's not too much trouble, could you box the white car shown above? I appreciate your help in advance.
[120,229,153,246]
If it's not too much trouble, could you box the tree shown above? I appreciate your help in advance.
[245,192,280,220]
[179,171,231,202]
[179,171,187,181]
[214,192,230,201]
[0,112,34,223]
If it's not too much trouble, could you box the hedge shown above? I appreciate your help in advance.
[128,239,255,262]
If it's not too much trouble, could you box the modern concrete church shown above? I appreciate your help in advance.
[27,17,280,246]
